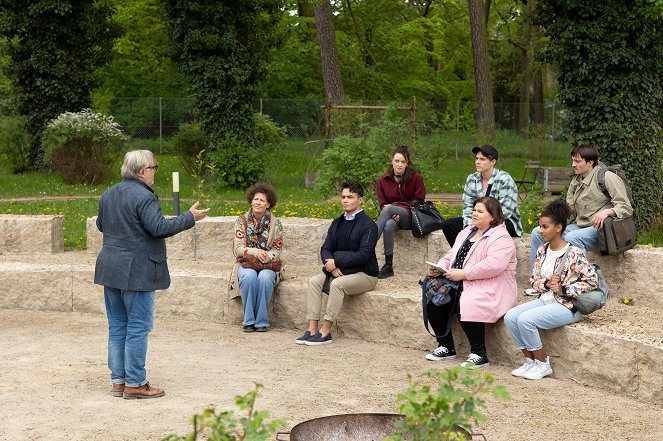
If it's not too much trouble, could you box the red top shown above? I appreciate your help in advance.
[376,170,426,212]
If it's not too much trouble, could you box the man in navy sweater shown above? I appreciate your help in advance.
[295,180,379,346]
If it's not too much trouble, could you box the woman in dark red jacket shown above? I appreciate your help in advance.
[375,145,426,278]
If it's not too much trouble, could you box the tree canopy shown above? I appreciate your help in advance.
[537,0,663,226]
[0,0,120,166]
[161,0,285,147]
[95,0,185,98]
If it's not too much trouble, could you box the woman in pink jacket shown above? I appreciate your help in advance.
[425,196,517,368]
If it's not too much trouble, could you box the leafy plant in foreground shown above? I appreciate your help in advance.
[162,384,286,441]
[383,367,510,441]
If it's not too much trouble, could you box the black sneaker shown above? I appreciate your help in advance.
[425,346,457,361]
[461,353,490,369]
[295,331,313,345]
[243,325,255,333]
[304,331,333,346]
[378,263,394,279]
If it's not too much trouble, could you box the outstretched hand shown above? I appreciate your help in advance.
[189,201,211,221]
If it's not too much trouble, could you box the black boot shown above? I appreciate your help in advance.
[378,255,394,279]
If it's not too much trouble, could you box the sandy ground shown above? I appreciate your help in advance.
[1,310,661,441]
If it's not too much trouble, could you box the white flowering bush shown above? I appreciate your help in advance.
[42,109,129,184]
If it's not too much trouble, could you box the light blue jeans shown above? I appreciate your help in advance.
[504,299,583,351]
[237,266,277,328]
[104,287,155,387]
[529,224,599,268]
[376,205,411,256]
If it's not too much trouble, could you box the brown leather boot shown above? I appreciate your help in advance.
[111,383,125,398]
[122,382,165,400]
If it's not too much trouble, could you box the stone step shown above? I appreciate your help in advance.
[86,216,663,310]
[0,214,64,254]
[86,216,449,276]
[1,252,661,405]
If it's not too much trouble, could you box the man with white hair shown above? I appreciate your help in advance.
[95,150,210,399]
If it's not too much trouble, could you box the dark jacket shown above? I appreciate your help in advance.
[94,178,195,291]
[376,170,426,212]
[320,210,379,277]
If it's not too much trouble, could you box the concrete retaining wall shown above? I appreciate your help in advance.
[0,215,64,254]
[86,215,663,310]
[1,215,662,403]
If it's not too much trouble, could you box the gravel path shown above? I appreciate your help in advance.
[1,310,661,441]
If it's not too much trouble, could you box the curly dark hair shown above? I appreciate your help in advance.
[246,183,278,209]
[474,196,505,227]
[541,200,573,231]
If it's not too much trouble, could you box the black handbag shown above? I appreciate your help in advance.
[410,201,444,237]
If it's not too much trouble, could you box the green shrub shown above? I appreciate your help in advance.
[314,135,388,202]
[314,107,410,201]
[173,122,207,176]
[42,109,128,185]
[207,114,285,189]
[0,116,33,173]
[162,384,286,441]
[209,135,265,189]
[384,367,510,441]
[255,113,286,152]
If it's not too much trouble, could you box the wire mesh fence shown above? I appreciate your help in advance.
[0,95,571,159]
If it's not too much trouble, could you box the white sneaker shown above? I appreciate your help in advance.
[511,358,536,377]
[425,346,457,361]
[522,357,553,380]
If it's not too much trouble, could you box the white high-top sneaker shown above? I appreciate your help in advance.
[523,356,553,380]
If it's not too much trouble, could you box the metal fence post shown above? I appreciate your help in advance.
[551,102,555,160]
[159,97,163,154]
[260,98,263,114]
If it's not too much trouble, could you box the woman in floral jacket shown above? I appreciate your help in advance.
[504,200,598,380]
[229,183,284,333]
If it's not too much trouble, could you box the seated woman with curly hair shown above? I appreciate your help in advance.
[504,200,598,380]
[229,183,284,333]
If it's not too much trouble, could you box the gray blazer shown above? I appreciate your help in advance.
[94,178,195,292]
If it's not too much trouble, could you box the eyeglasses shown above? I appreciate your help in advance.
[145,165,159,171]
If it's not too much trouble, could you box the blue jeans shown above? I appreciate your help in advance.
[237,266,277,328]
[376,205,411,256]
[504,299,583,351]
[104,287,155,387]
[529,224,599,268]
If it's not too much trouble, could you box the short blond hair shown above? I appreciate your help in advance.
[121,150,156,179]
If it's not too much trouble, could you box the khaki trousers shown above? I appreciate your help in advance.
[307,272,378,323]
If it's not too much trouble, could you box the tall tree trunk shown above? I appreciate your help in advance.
[468,0,495,134]
[315,0,344,105]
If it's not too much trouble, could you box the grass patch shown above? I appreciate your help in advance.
[0,131,659,249]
